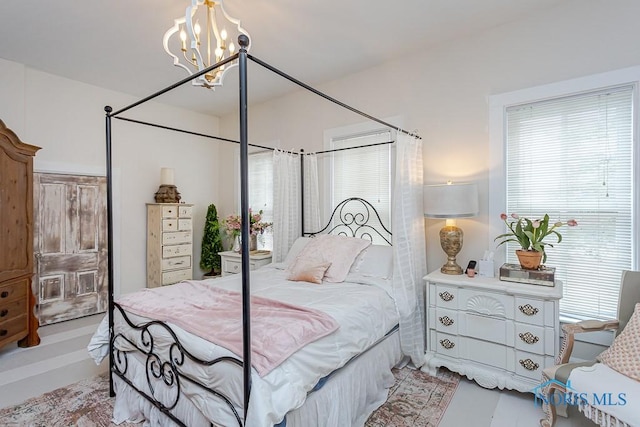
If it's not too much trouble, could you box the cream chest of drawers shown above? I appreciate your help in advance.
[219,251,272,276]
[423,270,562,393]
[147,203,194,287]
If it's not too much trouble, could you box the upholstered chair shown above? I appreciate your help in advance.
[539,270,640,427]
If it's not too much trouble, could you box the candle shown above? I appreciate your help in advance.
[160,168,174,185]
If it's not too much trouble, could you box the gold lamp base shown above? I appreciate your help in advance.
[439,224,463,275]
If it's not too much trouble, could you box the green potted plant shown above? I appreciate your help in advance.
[200,204,224,276]
[494,213,577,269]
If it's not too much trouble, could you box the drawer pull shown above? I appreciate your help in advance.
[0,309,7,317]
[439,291,454,302]
[439,316,454,326]
[439,339,455,349]
[519,332,540,345]
[0,291,8,298]
[518,304,539,316]
[0,329,7,337]
[519,358,539,371]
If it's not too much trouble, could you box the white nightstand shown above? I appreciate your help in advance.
[423,270,562,393]
[219,251,273,276]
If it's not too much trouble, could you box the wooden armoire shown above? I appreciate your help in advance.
[0,119,41,349]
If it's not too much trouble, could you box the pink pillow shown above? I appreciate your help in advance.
[287,261,331,284]
[598,303,640,381]
[289,234,371,283]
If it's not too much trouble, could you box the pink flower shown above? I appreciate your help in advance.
[532,220,540,229]
[500,213,508,220]
[567,219,578,227]
[511,213,519,219]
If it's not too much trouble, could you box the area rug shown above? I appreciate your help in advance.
[0,367,459,426]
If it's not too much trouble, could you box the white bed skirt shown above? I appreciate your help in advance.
[112,329,402,427]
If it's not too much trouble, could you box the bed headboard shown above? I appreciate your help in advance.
[305,197,392,245]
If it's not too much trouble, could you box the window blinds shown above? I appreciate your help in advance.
[505,85,634,320]
[331,130,392,232]
[248,151,274,250]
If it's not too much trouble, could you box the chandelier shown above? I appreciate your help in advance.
[163,0,251,89]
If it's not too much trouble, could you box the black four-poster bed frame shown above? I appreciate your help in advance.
[104,34,420,426]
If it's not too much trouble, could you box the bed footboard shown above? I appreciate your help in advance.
[111,303,245,426]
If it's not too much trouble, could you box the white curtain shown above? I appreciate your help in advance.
[272,150,300,262]
[303,154,321,233]
[392,133,426,367]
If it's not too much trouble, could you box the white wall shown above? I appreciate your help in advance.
[0,58,221,295]
[219,0,640,274]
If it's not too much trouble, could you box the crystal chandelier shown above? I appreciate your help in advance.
[163,0,251,89]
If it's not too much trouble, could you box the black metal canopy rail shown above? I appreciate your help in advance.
[104,34,417,425]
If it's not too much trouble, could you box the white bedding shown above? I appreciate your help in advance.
[90,264,399,427]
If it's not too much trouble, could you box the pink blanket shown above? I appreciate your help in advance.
[116,281,339,376]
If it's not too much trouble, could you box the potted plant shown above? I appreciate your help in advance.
[200,204,224,276]
[494,213,577,269]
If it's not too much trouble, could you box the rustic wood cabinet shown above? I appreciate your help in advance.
[146,203,194,287]
[0,119,41,350]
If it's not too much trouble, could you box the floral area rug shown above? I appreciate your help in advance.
[0,367,459,426]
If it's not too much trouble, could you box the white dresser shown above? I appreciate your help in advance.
[219,250,272,276]
[423,270,562,393]
[146,203,194,287]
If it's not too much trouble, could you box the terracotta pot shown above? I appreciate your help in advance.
[516,250,543,270]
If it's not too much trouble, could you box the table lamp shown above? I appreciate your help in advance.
[424,181,478,274]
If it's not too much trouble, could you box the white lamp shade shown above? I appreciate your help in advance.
[160,167,175,185]
[424,182,478,218]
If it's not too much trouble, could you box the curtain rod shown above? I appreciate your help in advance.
[248,54,421,140]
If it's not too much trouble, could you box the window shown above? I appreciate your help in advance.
[328,129,393,238]
[496,82,635,321]
[248,150,273,250]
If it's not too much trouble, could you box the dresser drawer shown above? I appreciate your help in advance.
[460,289,513,319]
[163,243,192,258]
[178,206,192,218]
[515,351,546,381]
[162,268,192,286]
[0,314,28,346]
[162,231,192,245]
[433,307,458,334]
[0,281,27,303]
[434,284,458,309]
[0,298,27,322]
[433,332,459,358]
[162,219,178,231]
[461,336,508,370]
[223,258,242,275]
[460,312,508,345]
[515,297,547,326]
[162,205,178,218]
[178,219,192,231]
[514,323,545,355]
[161,256,191,271]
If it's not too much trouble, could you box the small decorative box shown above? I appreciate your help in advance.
[499,263,556,287]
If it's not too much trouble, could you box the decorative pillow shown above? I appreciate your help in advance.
[287,261,331,284]
[288,234,371,283]
[349,244,394,279]
[597,303,640,381]
[283,237,313,266]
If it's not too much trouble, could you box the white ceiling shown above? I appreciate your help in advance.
[0,0,568,116]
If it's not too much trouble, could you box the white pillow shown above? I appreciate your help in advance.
[283,237,313,266]
[350,244,394,279]
[288,234,371,283]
